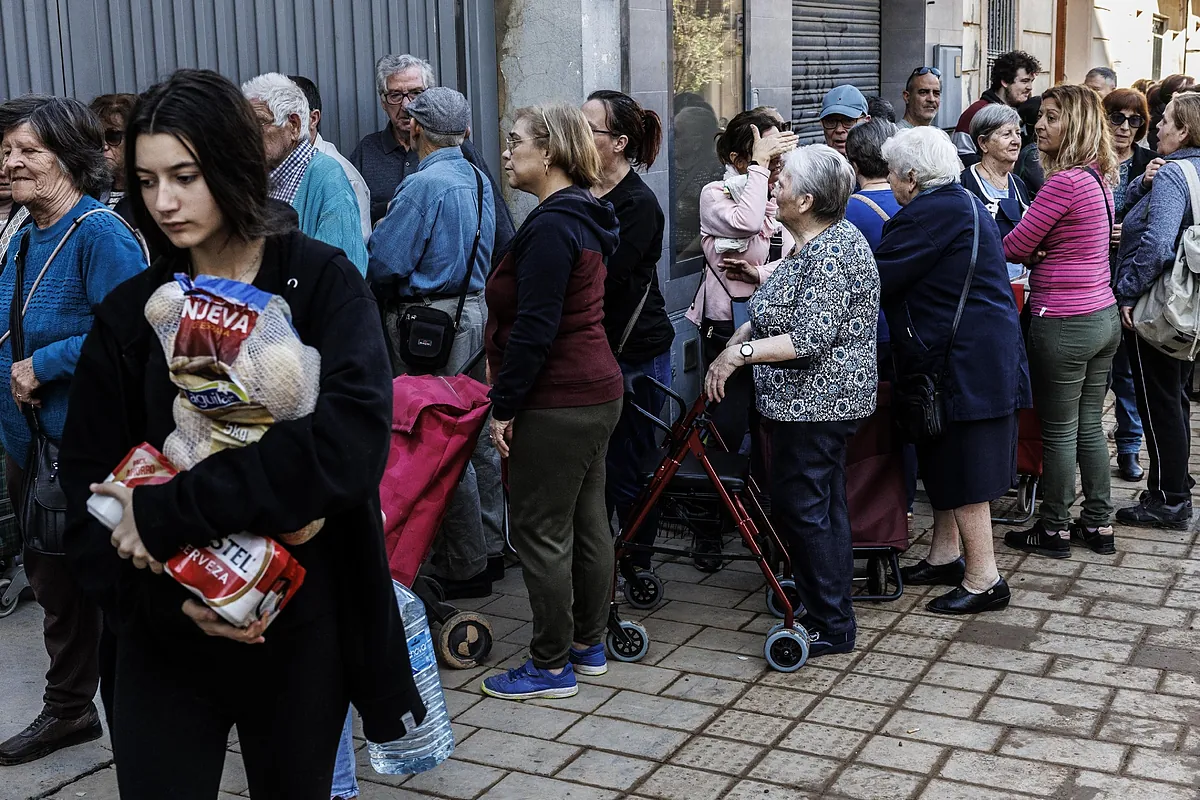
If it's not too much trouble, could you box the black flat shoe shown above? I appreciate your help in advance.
[900,557,966,586]
[926,579,1011,615]
[1005,520,1071,558]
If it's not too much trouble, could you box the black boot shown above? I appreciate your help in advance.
[0,704,102,766]
[1117,453,1144,482]
[1116,494,1192,530]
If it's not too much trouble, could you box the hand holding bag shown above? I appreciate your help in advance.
[394,166,485,373]
[893,194,980,443]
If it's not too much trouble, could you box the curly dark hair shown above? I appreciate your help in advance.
[989,51,1042,93]
[0,95,109,198]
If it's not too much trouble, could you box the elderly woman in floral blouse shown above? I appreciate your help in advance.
[705,144,879,659]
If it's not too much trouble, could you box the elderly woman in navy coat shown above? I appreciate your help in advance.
[874,127,1032,615]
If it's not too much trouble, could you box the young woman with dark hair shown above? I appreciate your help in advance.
[57,68,423,798]
[582,90,674,558]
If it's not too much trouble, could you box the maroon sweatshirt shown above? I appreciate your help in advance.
[485,185,624,421]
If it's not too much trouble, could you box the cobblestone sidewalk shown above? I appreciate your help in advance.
[9,418,1200,800]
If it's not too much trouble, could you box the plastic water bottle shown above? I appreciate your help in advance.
[368,580,455,774]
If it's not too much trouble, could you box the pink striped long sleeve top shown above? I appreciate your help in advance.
[1002,166,1116,318]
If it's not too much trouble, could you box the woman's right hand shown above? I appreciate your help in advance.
[1143,158,1167,187]
[182,599,270,644]
[750,125,798,169]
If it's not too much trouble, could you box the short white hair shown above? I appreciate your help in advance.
[375,54,436,95]
[241,72,309,127]
[881,126,963,191]
[779,144,855,222]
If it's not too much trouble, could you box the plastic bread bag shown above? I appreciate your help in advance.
[87,443,307,627]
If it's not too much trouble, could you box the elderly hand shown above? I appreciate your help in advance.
[750,125,798,169]
[182,599,270,644]
[89,481,164,574]
[720,258,760,285]
[490,417,514,458]
[11,358,41,408]
[1120,306,1135,330]
[704,345,746,403]
[1143,157,1167,187]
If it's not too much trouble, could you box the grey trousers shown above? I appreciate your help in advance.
[388,292,505,579]
[508,399,622,669]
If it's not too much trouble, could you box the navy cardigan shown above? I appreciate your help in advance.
[874,184,1032,422]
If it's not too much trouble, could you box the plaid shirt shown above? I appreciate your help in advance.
[269,137,316,205]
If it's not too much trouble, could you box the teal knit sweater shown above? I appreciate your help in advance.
[0,196,146,462]
[294,152,369,276]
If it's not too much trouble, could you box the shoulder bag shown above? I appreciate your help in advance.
[394,166,485,373]
[893,194,980,443]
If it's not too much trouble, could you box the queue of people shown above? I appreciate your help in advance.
[0,41,1197,800]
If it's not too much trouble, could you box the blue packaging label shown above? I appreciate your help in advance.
[407,628,436,674]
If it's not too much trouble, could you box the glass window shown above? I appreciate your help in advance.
[671,0,745,274]
[1153,16,1166,81]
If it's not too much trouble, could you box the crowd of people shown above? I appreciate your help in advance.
[0,44,1195,799]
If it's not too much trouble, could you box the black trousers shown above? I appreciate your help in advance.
[7,456,102,719]
[1124,329,1193,504]
[111,615,348,799]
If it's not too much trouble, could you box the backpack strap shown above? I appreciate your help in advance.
[1177,159,1200,226]
[849,193,891,222]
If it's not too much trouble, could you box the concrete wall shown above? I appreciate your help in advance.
[749,0,793,120]
[883,0,932,113]
[1055,1,1192,89]
[962,0,985,106]
[1019,0,1055,92]
[923,0,967,110]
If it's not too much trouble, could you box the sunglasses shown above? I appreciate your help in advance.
[910,66,942,78]
[104,129,124,147]
[1108,112,1145,129]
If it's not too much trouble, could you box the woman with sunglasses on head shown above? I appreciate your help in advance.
[56,69,424,797]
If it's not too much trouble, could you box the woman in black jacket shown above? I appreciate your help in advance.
[582,91,674,565]
[58,69,422,798]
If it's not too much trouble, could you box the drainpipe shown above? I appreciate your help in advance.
[1054,0,1067,83]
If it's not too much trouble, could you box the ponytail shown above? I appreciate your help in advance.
[587,89,661,171]
[637,108,663,169]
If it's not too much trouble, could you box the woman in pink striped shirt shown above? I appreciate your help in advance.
[1002,84,1121,559]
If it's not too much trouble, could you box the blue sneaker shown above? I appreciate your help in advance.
[481,660,578,700]
[569,643,608,676]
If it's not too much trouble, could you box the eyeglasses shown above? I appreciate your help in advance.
[381,88,424,106]
[820,116,862,131]
[103,129,124,148]
[505,134,548,151]
[910,66,942,78]
[590,128,618,138]
[1108,111,1145,129]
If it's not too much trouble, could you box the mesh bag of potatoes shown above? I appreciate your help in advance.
[144,274,324,545]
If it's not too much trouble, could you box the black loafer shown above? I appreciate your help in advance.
[900,557,966,586]
[926,579,1011,615]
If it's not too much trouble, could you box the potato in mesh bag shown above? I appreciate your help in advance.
[230,295,321,421]
[144,279,186,360]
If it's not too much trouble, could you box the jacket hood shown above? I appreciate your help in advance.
[528,185,621,259]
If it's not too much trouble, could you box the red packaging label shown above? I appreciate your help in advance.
[176,288,260,368]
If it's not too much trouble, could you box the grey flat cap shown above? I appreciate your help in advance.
[408,86,471,135]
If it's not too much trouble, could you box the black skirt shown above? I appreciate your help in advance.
[916,412,1020,510]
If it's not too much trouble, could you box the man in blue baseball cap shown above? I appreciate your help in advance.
[820,85,870,155]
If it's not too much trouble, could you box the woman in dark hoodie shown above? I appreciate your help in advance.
[483,103,623,700]
[57,70,423,797]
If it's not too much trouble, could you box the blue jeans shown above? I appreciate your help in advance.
[331,712,358,799]
[770,418,858,638]
[1110,340,1144,456]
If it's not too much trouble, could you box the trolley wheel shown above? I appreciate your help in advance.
[867,555,888,597]
[0,578,16,619]
[606,620,650,663]
[622,570,664,610]
[1016,476,1036,516]
[764,628,809,673]
[765,578,803,619]
[436,612,493,670]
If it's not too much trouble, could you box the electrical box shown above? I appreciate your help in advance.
[933,45,965,129]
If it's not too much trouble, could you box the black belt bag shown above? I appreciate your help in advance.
[894,195,980,444]
[394,167,485,373]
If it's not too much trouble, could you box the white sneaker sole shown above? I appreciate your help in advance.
[572,663,609,676]
[480,682,579,700]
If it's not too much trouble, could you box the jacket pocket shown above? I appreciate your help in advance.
[902,304,929,351]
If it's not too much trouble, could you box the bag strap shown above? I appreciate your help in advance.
[941,193,981,380]
[850,193,892,222]
[616,283,652,358]
[1083,166,1113,235]
[451,166,486,330]
[1176,159,1200,225]
[8,232,41,438]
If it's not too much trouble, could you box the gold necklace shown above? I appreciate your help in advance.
[977,162,1009,190]
[190,241,265,283]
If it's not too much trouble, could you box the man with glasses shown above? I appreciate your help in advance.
[820,85,870,155]
[899,67,942,129]
[88,94,138,224]
[348,53,513,258]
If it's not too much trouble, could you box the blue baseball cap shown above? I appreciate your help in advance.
[820,85,868,119]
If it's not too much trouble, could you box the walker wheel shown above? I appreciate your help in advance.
[867,555,888,597]
[623,571,664,610]
[0,578,15,619]
[436,611,493,669]
[606,620,650,663]
[764,628,809,672]
[1016,476,1036,516]
[765,578,803,619]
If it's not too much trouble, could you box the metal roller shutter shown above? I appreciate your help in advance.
[792,0,881,144]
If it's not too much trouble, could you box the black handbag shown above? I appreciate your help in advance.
[394,166,485,373]
[8,233,67,555]
[893,194,980,444]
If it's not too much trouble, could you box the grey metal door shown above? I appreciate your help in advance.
[791,0,881,144]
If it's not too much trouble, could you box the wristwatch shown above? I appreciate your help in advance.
[739,342,754,362]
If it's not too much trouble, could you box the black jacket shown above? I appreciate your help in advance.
[60,230,424,742]
[600,170,674,363]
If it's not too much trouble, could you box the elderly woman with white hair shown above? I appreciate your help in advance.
[961,103,1030,279]
[705,145,879,658]
[874,126,1030,615]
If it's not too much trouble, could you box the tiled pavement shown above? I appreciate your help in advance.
[10,412,1200,800]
